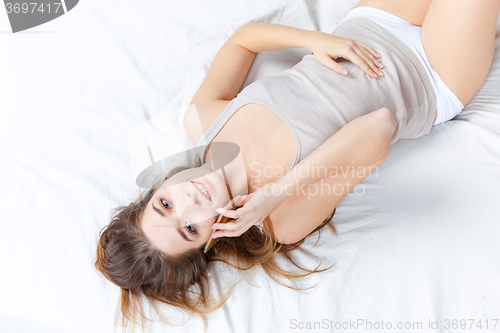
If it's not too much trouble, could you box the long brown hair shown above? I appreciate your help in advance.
[95,160,337,331]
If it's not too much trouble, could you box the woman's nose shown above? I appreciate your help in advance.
[182,192,209,224]
[185,191,200,207]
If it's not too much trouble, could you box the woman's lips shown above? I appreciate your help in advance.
[191,179,212,202]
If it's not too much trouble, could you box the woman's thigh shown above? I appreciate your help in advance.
[421,0,500,107]
[353,0,433,26]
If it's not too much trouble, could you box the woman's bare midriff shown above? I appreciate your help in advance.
[208,103,297,192]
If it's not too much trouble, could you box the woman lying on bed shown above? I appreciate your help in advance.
[95,0,499,328]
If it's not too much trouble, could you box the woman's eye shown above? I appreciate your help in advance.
[160,198,172,209]
[185,222,197,234]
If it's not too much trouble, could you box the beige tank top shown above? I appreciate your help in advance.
[195,17,437,171]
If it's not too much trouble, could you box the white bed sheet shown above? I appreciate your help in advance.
[1,0,500,332]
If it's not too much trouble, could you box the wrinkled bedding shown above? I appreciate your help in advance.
[1,1,500,332]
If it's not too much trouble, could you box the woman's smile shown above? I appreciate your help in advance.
[191,180,212,202]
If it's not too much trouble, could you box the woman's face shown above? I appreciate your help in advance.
[140,165,230,255]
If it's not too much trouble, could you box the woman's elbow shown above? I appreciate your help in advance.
[373,107,396,137]
[275,233,299,245]
[357,107,395,164]
[268,215,296,245]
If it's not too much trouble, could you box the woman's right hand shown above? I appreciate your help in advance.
[211,182,287,238]
[305,31,385,78]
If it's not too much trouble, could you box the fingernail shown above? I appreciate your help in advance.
[375,52,380,58]
[378,62,384,69]
[372,71,378,78]
[341,68,347,74]
[216,208,226,214]
[212,235,219,239]
[378,69,384,76]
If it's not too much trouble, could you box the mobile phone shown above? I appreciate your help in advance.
[203,195,242,253]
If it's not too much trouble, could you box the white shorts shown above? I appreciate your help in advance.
[340,7,464,126]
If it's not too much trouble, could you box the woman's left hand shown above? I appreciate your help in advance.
[211,182,285,238]
[305,31,384,78]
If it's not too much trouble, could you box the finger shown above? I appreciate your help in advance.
[315,54,348,75]
[213,218,247,232]
[212,230,238,238]
[216,200,256,219]
[343,48,374,77]
[212,225,247,238]
[348,49,378,78]
[213,216,264,236]
[358,44,384,69]
[357,41,380,59]
[212,230,230,238]
[215,207,241,219]
[352,47,381,77]
[237,194,253,206]
[212,222,226,230]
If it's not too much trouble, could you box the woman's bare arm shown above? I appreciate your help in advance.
[188,24,383,119]
[189,23,318,107]
[186,24,384,144]
[272,107,395,201]
[212,107,396,239]
[269,163,381,244]
[234,23,318,53]
[186,24,318,140]
[236,23,383,77]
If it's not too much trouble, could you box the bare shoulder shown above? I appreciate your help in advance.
[183,99,231,145]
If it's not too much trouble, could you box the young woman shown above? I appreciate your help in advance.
[96,0,500,327]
